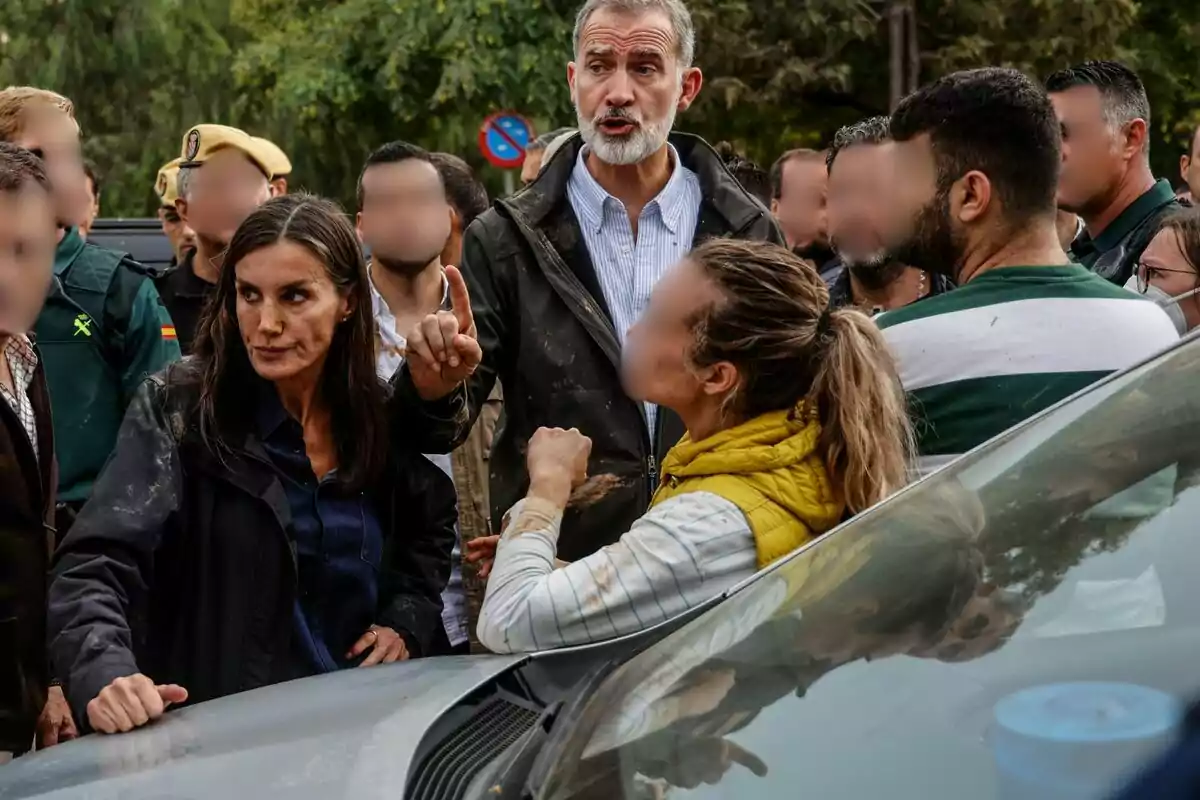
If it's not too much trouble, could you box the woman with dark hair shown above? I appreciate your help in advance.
[1124,206,1200,334]
[47,194,457,734]
[473,239,912,653]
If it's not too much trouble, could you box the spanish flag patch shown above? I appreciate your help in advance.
[162,325,177,340]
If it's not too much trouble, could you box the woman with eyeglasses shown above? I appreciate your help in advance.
[1125,207,1200,335]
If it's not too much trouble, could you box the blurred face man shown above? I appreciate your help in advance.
[0,88,90,230]
[1181,126,1200,201]
[885,134,963,278]
[827,132,901,287]
[429,151,490,267]
[176,148,272,252]
[1046,63,1151,221]
[883,68,1064,283]
[568,2,702,167]
[770,151,828,253]
[1050,86,1130,216]
[357,146,452,277]
[158,205,196,263]
[0,147,57,337]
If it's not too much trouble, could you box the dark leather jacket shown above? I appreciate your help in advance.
[404,132,784,561]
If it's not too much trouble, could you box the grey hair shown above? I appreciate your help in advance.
[176,166,193,199]
[827,116,891,173]
[572,0,695,68]
[1102,92,1151,133]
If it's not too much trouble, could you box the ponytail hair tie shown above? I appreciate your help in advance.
[815,307,834,339]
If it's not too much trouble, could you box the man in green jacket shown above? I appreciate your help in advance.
[0,87,181,526]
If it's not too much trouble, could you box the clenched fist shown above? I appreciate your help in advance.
[526,427,593,506]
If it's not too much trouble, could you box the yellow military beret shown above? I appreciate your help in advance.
[179,124,273,178]
[155,157,182,207]
[252,137,292,178]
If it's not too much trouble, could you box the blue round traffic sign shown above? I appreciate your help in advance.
[479,112,535,169]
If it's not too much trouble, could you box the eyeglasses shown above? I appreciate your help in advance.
[1134,261,1197,294]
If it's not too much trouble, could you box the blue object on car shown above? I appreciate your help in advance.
[989,682,1181,799]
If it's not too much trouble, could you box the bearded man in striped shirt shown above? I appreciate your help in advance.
[876,68,1179,477]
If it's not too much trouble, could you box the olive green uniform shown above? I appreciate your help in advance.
[34,227,181,507]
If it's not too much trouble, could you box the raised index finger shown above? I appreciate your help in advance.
[725,741,769,777]
[445,265,474,334]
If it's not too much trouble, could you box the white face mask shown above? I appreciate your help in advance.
[1123,275,1200,335]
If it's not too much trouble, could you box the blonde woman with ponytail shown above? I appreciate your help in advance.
[475,239,912,654]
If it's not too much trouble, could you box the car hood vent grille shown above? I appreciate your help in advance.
[407,694,541,799]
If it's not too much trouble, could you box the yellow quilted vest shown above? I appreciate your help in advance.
[650,410,845,569]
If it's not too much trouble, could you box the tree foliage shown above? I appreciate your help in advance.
[1,0,1197,216]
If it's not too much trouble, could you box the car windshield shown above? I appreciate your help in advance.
[538,337,1200,800]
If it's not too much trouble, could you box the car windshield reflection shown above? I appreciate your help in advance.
[538,338,1200,800]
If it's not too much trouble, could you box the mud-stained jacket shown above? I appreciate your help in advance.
[408,132,784,562]
[47,363,457,726]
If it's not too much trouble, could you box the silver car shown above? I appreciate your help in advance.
[5,334,1199,799]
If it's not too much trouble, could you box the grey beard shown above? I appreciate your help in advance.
[575,94,679,166]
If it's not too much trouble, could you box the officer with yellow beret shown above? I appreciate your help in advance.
[155,124,273,353]
[154,157,196,267]
[253,136,292,196]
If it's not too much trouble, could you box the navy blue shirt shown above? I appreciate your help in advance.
[256,384,385,676]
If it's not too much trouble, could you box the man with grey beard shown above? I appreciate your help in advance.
[401,0,782,563]
[825,116,953,314]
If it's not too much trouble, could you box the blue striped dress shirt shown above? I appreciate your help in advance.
[566,145,702,435]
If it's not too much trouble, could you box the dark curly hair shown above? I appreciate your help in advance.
[826,116,891,174]
[892,67,1060,223]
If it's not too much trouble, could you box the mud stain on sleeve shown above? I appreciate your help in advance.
[567,473,626,508]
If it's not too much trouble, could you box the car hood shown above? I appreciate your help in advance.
[0,655,524,800]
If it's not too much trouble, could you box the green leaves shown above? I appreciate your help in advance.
[1,0,1197,216]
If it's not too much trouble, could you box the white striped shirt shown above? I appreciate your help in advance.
[877,265,1178,477]
[476,492,756,653]
[567,145,702,434]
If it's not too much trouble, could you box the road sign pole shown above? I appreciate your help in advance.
[503,170,515,197]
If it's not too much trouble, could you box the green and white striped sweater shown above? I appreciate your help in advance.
[877,265,1179,476]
